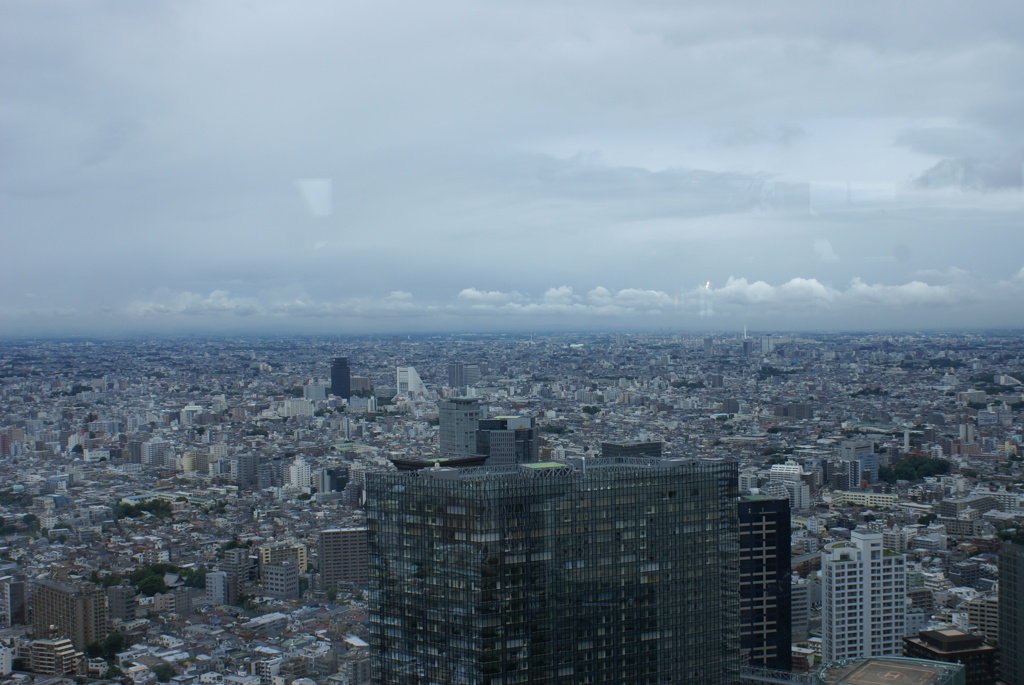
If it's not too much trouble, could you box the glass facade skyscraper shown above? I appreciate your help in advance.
[331,356,351,399]
[366,457,739,684]
[998,539,1024,685]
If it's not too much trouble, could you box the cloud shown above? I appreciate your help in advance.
[913,154,1024,191]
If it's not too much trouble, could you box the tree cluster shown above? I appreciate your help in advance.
[878,455,950,483]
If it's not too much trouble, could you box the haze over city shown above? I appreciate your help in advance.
[2,1,1023,336]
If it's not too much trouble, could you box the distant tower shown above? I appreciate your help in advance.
[438,398,481,456]
[331,357,351,399]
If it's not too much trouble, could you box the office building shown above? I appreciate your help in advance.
[903,629,996,685]
[262,560,300,601]
[738,495,791,670]
[999,539,1024,685]
[366,458,739,684]
[30,578,108,651]
[0,576,26,628]
[838,440,878,484]
[599,441,663,460]
[438,397,482,457]
[205,571,238,606]
[331,357,351,399]
[141,438,172,469]
[106,583,136,623]
[476,416,540,465]
[318,528,369,588]
[821,530,906,662]
[257,541,308,575]
[447,362,481,392]
[221,547,258,582]
[318,466,350,493]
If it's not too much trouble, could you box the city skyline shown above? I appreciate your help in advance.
[2,1,1023,336]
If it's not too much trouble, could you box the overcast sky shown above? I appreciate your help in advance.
[2,0,1023,336]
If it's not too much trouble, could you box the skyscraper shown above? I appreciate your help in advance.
[30,578,108,651]
[738,495,792,670]
[331,357,351,399]
[438,397,481,457]
[365,458,739,684]
[998,538,1024,685]
[822,529,906,662]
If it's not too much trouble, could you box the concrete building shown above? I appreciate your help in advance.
[821,530,906,661]
[318,528,369,589]
[262,560,300,601]
[30,578,109,651]
[437,398,482,457]
[205,571,238,606]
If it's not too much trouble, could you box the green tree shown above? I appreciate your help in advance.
[152,663,176,682]
[136,575,168,596]
[105,666,125,679]
[582,406,600,415]
[86,641,104,659]
[103,631,126,658]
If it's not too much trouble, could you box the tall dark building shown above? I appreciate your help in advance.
[999,539,1024,685]
[475,416,540,465]
[738,495,792,670]
[331,356,351,399]
[366,458,739,684]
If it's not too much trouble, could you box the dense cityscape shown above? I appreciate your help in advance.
[0,331,1021,684]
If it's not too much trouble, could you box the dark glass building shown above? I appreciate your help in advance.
[999,539,1024,685]
[476,416,540,465]
[600,441,663,460]
[331,356,351,399]
[366,458,739,684]
[738,495,792,670]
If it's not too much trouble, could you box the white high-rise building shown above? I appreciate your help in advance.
[142,438,172,468]
[396,366,426,397]
[822,529,906,662]
[287,457,311,489]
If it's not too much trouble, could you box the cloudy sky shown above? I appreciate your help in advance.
[2,0,1023,336]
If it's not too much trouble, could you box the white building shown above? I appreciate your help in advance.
[395,366,426,398]
[769,460,803,483]
[280,398,314,418]
[287,458,311,489]
[821,529,906,662]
